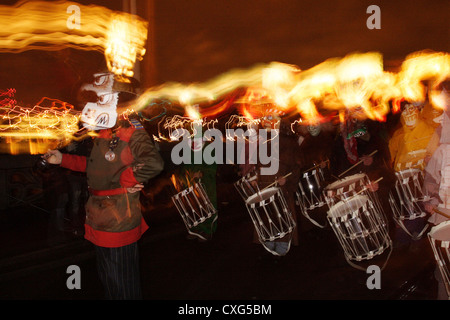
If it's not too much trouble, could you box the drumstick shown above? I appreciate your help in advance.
[261,172,292,191]
[338,150,378,177]
[433,208,450,220]
[354,177,383,196]
[304,159,330,173]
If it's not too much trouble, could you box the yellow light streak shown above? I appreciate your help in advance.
[0,0,148,79]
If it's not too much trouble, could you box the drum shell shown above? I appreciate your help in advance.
[389,168,429,220]
[296,168,328,210]
[327,195,391,261]
[172,182,217,229]
[245,187,296,242]
[428,221,450,298]
[234,171,259,201]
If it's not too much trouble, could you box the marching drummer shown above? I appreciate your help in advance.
[423,81,450,300]
[388,99,437,248]
[330,108,392,199]
[180,121,219,242]
[238,109,300,256]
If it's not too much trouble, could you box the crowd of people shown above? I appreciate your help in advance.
[42,69,449,300]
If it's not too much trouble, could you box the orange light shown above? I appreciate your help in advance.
[0,0,148,79]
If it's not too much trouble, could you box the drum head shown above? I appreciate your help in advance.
[246,187,279,205]
[429,221,450,242]
[328,195,369,218]
[325,173,367,190]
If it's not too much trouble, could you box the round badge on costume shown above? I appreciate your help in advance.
[105,150,116,161]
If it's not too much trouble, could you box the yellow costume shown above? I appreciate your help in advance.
[389,112,436,172]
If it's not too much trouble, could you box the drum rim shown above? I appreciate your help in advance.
[245,187,279,205]
[395,168,422,177]
[328,194,369,218]
[325,173,367,190]
[429,220,450,242]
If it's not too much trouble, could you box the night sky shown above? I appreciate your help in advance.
[0,0,448,106]
[154,0,449,83]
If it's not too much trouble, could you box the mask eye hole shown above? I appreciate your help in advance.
[94,74,109,86]
[98,94,113,105]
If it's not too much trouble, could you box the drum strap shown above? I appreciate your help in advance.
[344,240,393,272]
[395,219,429,240]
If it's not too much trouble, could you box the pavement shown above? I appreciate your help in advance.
[0,179,442,302]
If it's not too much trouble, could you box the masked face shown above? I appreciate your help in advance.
[401,104,419,128]
[307,124,321,137]
[80,73,119,130]
[80,93,119,130]
[261,115,280,131]
[350,106,368,121]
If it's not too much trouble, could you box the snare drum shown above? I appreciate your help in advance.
[245,187,296,255]
[172,182,218,233]
[296,167,328,227]
[428,221,450,299]
[234,171,259,201]
[388,168,430,239]
[327,195,392,268]
[324,173,371,207]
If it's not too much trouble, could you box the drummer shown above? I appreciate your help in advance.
[239,109,300,256]
[423,81,449,300]
[330,107,393,200]
[293,117,337,233]
[388,99,436,248]
[179,120,218,242]
[294,117,337,181]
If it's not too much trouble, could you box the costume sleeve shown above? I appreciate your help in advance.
[120,129,164,187]
[426,131,440,160]
[388,131,401,167]
[60,153,87,172]
[423,146,443,207]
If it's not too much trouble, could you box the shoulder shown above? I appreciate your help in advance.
[129,118,144,130]
[117,119,146,142]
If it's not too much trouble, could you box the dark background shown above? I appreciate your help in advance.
[0,0,448,108]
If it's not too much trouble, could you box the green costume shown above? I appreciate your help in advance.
[181,138,218,239]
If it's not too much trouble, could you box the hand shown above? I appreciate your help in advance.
[424,203,436,214]
[127,183,144,193]
[132,163,144,172]
[366,182,379,192]
[319,160,328,169]
[192,171,203,179]
[360,155,373,166]
[277,177,286,186]
[43,149,62,165]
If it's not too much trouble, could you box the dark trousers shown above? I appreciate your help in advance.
[95,242,142,300]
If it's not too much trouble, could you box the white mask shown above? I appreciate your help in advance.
[81,92,119,130]
[80,72,119,130]
[401,104,419,128]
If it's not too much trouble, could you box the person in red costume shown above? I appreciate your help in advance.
[44,72,164,299]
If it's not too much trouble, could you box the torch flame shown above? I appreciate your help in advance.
[0,0,148,79]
